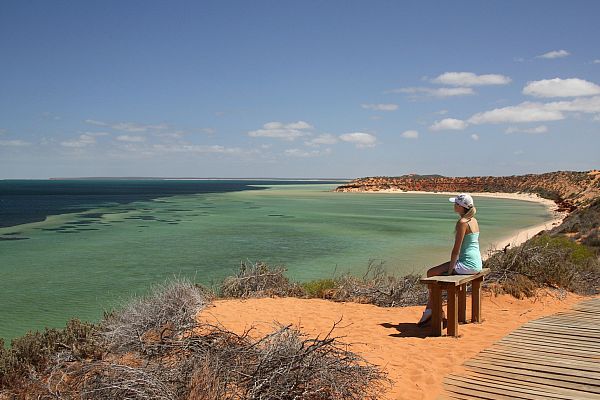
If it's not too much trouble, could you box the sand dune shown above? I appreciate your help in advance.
[198,291,595,399]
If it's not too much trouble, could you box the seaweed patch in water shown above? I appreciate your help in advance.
[80,213,104,219]
[0,236,29,241]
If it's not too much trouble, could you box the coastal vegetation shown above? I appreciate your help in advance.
[0,279,388,399]
[2,170,599,398]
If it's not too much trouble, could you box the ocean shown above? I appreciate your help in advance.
[0,180,552,340]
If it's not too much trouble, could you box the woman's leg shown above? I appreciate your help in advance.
[425,261,451,309]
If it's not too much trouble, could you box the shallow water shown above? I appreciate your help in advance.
[0,182,551,340]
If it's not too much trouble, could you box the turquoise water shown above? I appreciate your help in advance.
[0,183,552,340]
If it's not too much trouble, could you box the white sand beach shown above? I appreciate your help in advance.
[353,189,567,257]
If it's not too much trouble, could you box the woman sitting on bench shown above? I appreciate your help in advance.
[418,193,483,326]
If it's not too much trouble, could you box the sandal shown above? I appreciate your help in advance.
[417,309,432,326]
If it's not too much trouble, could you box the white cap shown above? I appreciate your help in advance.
[449,193,474,209]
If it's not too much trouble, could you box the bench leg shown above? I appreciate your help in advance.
[472,277,482,323]
[447,285,459,337]
[430,284,443,336]
[458,284,467,323]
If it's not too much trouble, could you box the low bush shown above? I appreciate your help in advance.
[485,233,600,297]
[4,278,389,399]
[331,261,428,307]
[301,278,336,298]
[101,277,209,355]
[220,261,304,298]
[0,319,100,389]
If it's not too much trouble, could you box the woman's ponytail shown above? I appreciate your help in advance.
[463,206,476,220]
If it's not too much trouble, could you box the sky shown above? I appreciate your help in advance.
[1,1,599,179]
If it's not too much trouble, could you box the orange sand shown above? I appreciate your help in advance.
[198,291,597,400]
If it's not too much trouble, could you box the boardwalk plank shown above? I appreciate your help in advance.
[446,374,580,399]
[466,371,600,400]
[492,342,599,359]
[479,351,600,372]
[465,365,600,394]
[517,326,600,340]
[465,358,600,381]
[502,332,598,351]
[445,379,541,400]
[482,349,600,370]
[442,298,600,399]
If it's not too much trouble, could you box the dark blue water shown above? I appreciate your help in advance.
[0,179,346,228]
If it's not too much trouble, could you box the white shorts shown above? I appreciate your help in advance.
[454,261,480,275]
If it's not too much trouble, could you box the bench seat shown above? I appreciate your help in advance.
[420,268,490,337]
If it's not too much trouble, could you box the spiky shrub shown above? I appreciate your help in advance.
[485,233,600,297]
[101,278,209,355]
[332,261,428,307]
[183,323,389,400]
[0,319,100,389]
[220,261,304,298]
[301,278,337,298]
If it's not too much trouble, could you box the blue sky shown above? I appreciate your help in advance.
[1,1,599,179]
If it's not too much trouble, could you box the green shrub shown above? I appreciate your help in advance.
[529,234,595,264]
[485,233,600,297]
[219,261,304,298]
[301,278,336,298]
[0,319,100,388]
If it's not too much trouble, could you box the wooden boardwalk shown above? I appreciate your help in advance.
[443,297,600,399]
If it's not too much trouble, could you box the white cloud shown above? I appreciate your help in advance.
[467,96,600,125]
[514,150,524,155]
[361,103,398,111]
[430,118,467,131]
[391,87,475,98]
[401,130,419,139]
[61,134,98,148]
[544,96,600,113]
[85,119,168,132]
[593,115,600,121]
[248,121,313,141]
[152,143,243,155]
[468,102,564,124]
[284,148,332,158]
[505,125,548,134]
[0,139,30,146]
[435,110,449,115]
[594,60,600,64]
[42,111,61,121]
[523,78,600,98]
[471,134,480,141]
[116,135,146,142]
[431,72,511,86]
[537,49,570,59]
[305,134,338,146]
[200,128,216,135]
[156,131,186,139]
[339,132,377,148]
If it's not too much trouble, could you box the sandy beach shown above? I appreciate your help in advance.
[350,189,567,258]
[199,291,596,400]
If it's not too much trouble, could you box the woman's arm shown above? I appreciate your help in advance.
[449,220,467,273]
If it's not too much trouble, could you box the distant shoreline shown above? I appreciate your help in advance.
[339,189,566,258]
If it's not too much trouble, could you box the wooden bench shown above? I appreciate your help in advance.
[419,268,490,337]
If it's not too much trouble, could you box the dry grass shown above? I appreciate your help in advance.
[220,261,305,298]
[2,278,389,399]
[330,261,428,307]
[485,233,600,297]
[101,277,209,355]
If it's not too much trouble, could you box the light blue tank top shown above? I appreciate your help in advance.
[459,232,483,271]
